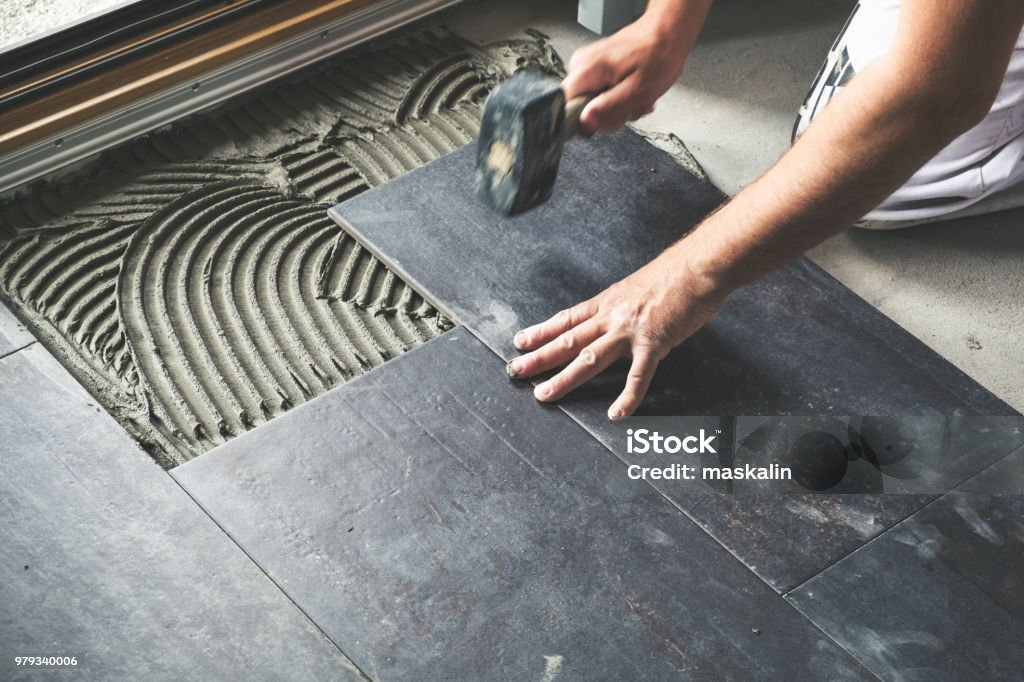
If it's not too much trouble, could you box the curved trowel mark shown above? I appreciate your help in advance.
[0,30,563,465]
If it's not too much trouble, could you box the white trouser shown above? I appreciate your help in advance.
[793,0,1024,229]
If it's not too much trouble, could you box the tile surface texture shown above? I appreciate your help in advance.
[174,329,874,681]
[329,133,1016,419]
[0,345,361,681]
[596,415,1024,591]
[726,416,1024,494]
[958,443,1024,494]
[788,485,1024,679]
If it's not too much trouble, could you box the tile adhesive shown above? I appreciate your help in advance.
[0,27,704,468]
[0,30,565,466]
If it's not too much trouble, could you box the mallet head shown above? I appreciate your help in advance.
[475,70,569,216]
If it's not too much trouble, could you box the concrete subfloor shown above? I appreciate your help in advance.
[445,0,1024,411]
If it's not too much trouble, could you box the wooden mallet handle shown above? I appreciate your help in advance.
[563,94,596,140]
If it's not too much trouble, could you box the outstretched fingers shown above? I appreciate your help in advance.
[534,333,629,402]
[607,346,659,421]
[507,318,602,379]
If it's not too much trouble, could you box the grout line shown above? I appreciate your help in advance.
[783,568,887,681]
[0,338,36,361]
[780,498,936,599]
[786,600,886,682]
[165,471,376,682]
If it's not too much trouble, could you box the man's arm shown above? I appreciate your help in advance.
[509,0,1024,420]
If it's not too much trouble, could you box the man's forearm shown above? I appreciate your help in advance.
[674,0,1024,297]
[641,0,713,54]
[679,59,973,295]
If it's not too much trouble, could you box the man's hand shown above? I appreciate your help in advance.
[507,248,726,420]
[563,0,712,133]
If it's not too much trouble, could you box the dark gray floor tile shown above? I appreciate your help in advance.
[593,416,1024,592]
[329,132,1014,416]
[0,345,362,681]
[0,301,33,358]
[174,329,874,681]
[787,490,1024,680]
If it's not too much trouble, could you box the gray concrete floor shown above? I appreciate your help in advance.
[447,0,1024,411]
